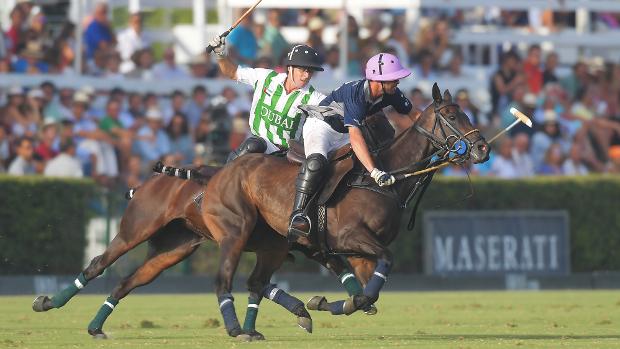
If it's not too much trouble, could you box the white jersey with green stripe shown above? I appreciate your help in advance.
[236,67,326,149]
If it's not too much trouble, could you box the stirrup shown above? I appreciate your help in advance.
[288,212,311,243]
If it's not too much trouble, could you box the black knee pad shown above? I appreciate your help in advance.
[296,153,328,193]
[306,153,328,172]
[244,137,267,153]
[226,136,268,163]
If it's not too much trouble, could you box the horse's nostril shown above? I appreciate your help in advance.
[478,144,487,152]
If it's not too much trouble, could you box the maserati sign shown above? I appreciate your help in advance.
[423,211,570,276]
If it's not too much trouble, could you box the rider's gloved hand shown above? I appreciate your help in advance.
[371,168,395,187]
[208,35,227,58]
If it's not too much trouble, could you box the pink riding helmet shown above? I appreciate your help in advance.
[365,53,411,81]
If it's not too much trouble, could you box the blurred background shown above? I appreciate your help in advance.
[1,0,620,294]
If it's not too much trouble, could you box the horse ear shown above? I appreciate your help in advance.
[443,89,452,102]
[432,83,442,103]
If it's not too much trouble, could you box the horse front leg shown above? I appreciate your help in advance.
[342,245,393,314]
[87,226,201,339]
[299,249,378,315]
[310,236,393,316]
[32,212,165,313]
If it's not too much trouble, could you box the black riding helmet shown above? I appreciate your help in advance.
[284,44,324,71]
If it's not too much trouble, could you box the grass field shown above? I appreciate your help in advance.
[1,291,619,348]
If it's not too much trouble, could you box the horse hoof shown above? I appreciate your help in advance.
[227,326,242,337]
[88,328,107,339]
[297,316,312,333]
[363,304,378,315]
[241,330,265,341]
[306,296,329,311]
[236,334,252,342]
[32,296,52,312]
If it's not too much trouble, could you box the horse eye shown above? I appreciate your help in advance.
[449,115,456,121]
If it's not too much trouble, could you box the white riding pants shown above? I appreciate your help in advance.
[302,118,350,158]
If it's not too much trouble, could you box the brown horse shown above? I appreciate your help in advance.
[31,163,363,340]
[32,83,489,340]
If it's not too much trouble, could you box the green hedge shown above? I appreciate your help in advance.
[392,175,620,273]
[0,176,96,275]
[1,175,618,275]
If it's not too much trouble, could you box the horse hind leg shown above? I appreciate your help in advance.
[32,209,169,313]
[87,223,202,338]
[241,245,312,341]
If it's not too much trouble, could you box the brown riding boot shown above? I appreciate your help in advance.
[287,153,328,244]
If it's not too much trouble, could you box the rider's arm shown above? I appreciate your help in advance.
[216,56,238,80]
[349,125,376,173]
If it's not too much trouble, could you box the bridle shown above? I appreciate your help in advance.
[391,101,484,179]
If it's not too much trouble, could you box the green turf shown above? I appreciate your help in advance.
[1,291,619,348]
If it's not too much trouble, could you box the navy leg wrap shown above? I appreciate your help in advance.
[328,300,347,315]
[263,284,304,314]
[218,293,240,334]
[363,259,391,299]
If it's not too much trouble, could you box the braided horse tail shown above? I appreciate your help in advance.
[125,161,209,200]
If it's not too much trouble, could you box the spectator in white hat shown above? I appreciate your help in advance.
[135,108,171,166]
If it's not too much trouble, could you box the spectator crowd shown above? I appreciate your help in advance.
[2,1,620,191]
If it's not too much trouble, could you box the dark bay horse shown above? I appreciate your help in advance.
[195,83,489,330]
[32,83,489,340]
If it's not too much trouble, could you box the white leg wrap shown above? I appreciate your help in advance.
[268,288,280,300]
[219,298,232,309]
[74,279,84,289]
[340,273,355,284]
[104,301,115,309]
[373,271,387,281]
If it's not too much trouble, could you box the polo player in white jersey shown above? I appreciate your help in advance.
[208,36,326,162]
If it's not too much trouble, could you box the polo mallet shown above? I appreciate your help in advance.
[487,107,533,144]
[206,0,263,53]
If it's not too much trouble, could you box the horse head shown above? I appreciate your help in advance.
[416,82,490,164]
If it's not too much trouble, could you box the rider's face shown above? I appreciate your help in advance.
[290,66,314,87]
[381,80,399,94]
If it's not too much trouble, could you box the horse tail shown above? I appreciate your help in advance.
[152,161,207,182]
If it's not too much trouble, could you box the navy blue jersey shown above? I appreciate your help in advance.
[319,79,413,128]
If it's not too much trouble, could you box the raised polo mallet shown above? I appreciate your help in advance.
[487,107,533,143]
[206,0,263,53]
